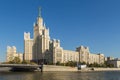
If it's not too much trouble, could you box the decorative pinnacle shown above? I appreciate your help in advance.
[38,7,41,17]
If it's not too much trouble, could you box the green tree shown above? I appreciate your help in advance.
[22,60,30,64]
[56,61,60,65]
[107,64,114,68]
[22,60,37,65]
[11,57,21,64]
[65,61,77,67]
[81,61,86,65]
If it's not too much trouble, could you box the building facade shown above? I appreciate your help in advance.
[24,32,33,61]
[6,46,23,62]
[106,57,120,68]
[107,59,120,68]
[6,8,105,65]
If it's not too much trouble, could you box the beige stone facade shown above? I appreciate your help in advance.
[76,46,104,64]
[32,16,50,62]
[62,50,79,63]
[6,46,23,62]
[53,45,104,64]
[76,46,90,63]
[24,32,33,61]
[6,8,105,65]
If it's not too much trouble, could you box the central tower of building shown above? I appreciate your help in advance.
[32,8,50,63]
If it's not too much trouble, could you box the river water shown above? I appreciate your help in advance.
[0,71,120,80]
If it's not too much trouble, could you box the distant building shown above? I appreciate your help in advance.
[107,57,120,68]
[6,8,105,65]
[6,46,23,62]
[107,57,114,61]
[107,60,120,68]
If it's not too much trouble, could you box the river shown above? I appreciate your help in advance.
[0,71,120,80]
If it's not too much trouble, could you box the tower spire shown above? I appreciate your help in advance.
[38,7,41,17]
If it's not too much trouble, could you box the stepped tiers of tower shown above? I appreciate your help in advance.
[6,9,104,65]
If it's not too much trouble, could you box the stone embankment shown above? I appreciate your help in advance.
[43,65,77,71]
[93,68,120,71]
[1,65,120,72]
[43,65,120,72]
[0,67,11,71]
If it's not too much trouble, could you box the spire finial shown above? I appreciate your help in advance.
[38,7,41,17]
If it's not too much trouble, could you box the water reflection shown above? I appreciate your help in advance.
[0,71,120,80]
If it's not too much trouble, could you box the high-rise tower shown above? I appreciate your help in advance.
[33,7,50,63]
[24,32,33,61]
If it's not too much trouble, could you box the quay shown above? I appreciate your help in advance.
[0,64,43,72]
[1,64,120,72]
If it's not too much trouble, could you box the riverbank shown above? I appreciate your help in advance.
[43,65,77,71]
[0,67,11,72]
[93,68,120,71]
[1,65,120,72]
[43,65,120,72]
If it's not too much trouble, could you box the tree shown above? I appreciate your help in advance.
[22,60,30,64]
[81,61,86,65]
[21,60,37,65]
[107,64,114,68]
[65,61,77,67]
[56,61,60,65]
[11,57,21,64]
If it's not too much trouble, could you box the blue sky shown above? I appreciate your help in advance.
[0,0,120,61]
